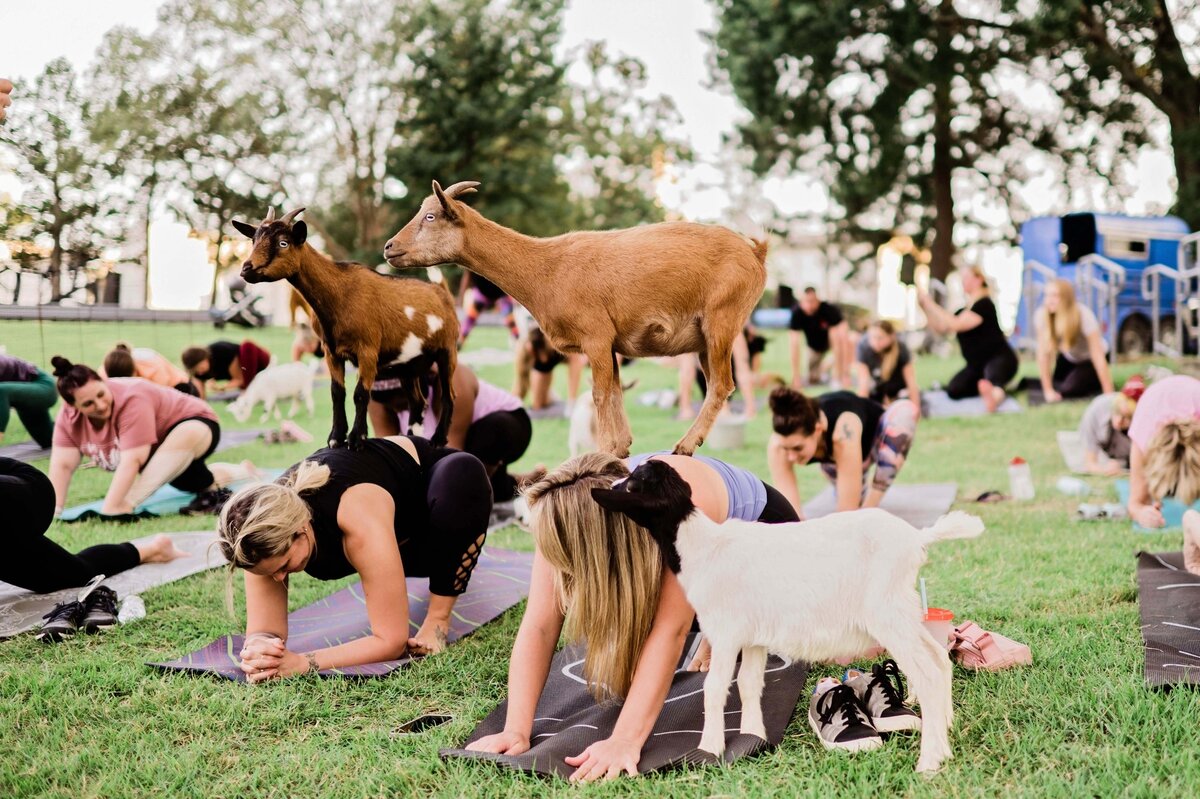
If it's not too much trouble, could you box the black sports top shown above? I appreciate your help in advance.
[814,391,885,464]
[201,340,240,381]
[472,273,507,301]
[283,437,445,580]
[956,298,1010,364]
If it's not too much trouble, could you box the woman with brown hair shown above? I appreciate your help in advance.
[917,266,1018,413]
[853,320,920,408]
[1034,279,1113,401]
[465,451,797,781]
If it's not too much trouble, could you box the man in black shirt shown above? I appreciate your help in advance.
[788,287,855,388]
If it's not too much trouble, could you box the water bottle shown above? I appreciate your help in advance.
[1008,456,1035,501]
[1056,476,1091,496]
[117,594,146,625]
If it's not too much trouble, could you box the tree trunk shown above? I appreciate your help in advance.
[143,168,157,309]
[211,224,227,306]
[929,20,956,284]
[1171,121,1200,231]
[48,242,63,302]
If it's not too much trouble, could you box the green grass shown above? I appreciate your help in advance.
[1,319,1197,798]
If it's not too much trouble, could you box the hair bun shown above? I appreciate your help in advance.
[769,386,807,416]
[50,356,74,377]
[114,342,131,352]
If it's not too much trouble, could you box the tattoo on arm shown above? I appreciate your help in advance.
[835,418,855,443]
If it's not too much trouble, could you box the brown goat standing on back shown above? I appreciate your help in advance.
[233,207,459,449]
[384,180,768,456]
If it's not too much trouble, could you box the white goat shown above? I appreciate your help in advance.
[591,459,984,774]
[227,361,316,423]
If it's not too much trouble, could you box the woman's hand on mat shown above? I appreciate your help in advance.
[565,736,640,782]
[686,637,712,672]
[465,729,530,755]
[239,635,287,683]
[1044,388,1062,404]
[1132,503,1165,529]
[408,618,450,656]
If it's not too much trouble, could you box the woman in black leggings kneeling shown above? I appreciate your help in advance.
[219,436,493,683]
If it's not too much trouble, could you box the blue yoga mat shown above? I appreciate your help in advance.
[1115,479,1200,532]
[60,469,285,523]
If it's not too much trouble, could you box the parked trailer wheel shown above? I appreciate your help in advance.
[1118,314,1152,356]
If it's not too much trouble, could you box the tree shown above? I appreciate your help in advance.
[0,59,121,302]
[710,1,1094,280]
[1030,1,1200,228]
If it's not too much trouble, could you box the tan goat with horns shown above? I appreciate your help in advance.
[384,180,768,456]
[234,206,459,450]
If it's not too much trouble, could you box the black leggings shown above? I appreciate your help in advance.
[0,457,139,593]
[464,409,532,502]
[1051,355,1102,399]
[401,450,493,597]
[758,482,801,523]
[946,347,1019,400]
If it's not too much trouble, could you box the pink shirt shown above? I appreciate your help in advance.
[1128,375,1200,451]
[398,378,524,433]
[52,377,218,470]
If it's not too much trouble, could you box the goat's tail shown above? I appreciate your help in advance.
[918,511,984,547]
[748,237,769,265]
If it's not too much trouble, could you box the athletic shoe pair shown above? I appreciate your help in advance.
[808,659,921,753]
[180,487,233,516]
[37,581,119,644]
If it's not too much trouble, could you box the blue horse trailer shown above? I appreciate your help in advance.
[1015,212,1194,356]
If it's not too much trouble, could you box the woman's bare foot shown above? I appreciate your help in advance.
[137,534,188,564]
[408,616,451,656]
[978,379,1005,413]
[1184,510,1200,576]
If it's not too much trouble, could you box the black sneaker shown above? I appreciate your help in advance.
[37,601,84,643]
[181,487,233,516]
[80,586,119,633]
[808,681,882,753]
[844,659,922,733]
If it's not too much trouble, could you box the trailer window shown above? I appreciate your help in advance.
[1104,237,1149,261]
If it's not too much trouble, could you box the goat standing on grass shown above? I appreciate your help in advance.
[592,459,984,774]
[234,207,459,449]
[383,180,768,457]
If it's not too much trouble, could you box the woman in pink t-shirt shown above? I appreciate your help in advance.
[1126,375,1200,529]
[48,357,229,517]
[368,363,535,500]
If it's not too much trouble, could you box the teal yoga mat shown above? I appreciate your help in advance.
[1116,479,1200,531]
[60,469,285,523]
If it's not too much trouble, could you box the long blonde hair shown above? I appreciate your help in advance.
[1143,419,1200,505]
[1037,279,1082,353]
[870,320,900,381]
[217,460,330,569]
[524,453,664,701]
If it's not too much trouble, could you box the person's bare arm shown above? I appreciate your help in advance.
[1087,331,1115,394]
[467,550,565,755]
[0,79,12,122]
[102,444,151,514]
[368,399,401,437]
[1037,339,1061,402]
[48,446,82,512]
[853,363,871,398]
[446,367,477,450]
[832,414,864,512]
[902,362,921,414]
[767,434,804,518]
[227,356,244,388]
[789,331,803,387]
[1128,444,1165,528]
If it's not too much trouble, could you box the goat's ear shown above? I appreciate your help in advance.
[232,220,257,240]
[591,487,656,516]
[290,221,307,247]
[432,180,459,222]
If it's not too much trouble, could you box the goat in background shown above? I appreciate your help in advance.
[234,207,459,449]
[592,459,984,774]
[383,180,767,457]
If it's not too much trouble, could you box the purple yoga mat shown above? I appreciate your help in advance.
[151,547,533,680]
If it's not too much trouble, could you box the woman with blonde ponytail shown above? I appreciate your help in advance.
[853,320,920,408]
[219,434,493,681]
[466,451,798,782]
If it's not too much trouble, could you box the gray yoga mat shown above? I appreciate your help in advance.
[803,483,958,529]
[921,390,1021,418]
[0,531,227,639]
[460,347,516,367]
[527,402,567,420]
[1136,551,1200,689]
[0,427,267,465]
[441,633,809,777]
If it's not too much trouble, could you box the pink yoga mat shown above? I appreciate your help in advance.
[151,547,533,680]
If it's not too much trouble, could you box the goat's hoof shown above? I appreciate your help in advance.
[697,736,725,759]
[671,444,696,456]
[739,724,767,741]
[916,755,946,775]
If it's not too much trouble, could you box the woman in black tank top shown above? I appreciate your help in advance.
[216,436,493,682]
[766,387,918,518]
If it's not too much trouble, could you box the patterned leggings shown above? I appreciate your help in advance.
[460,289,518,341]
[820,399,918,494]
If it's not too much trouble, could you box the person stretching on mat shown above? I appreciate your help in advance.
[853,320,920,409]
[180,339,272,399]
[917,266,1017,413]
[767,385,917,519]
[368,363,538,502]
[102,343,199,396]
[218,436,493,682]
[47,357,231,517]
[1033,279,1114,402]
[789,287,854,388]
[1077,375,1144,475]
[1125,374,1200,530]
[0,353,57,448]
[466,451,798,781]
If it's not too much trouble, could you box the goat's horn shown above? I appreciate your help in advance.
[263,206,276,224]
[280,207,307,226]
[442,181,480,199]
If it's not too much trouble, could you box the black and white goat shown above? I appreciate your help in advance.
[591,459,984,774]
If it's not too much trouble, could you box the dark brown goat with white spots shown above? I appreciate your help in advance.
[234,207,458,449]
[384,180,768,457]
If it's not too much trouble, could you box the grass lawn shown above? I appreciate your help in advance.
[1,319,1197,798]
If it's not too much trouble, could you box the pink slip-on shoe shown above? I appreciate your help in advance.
[950,621,1032,671]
